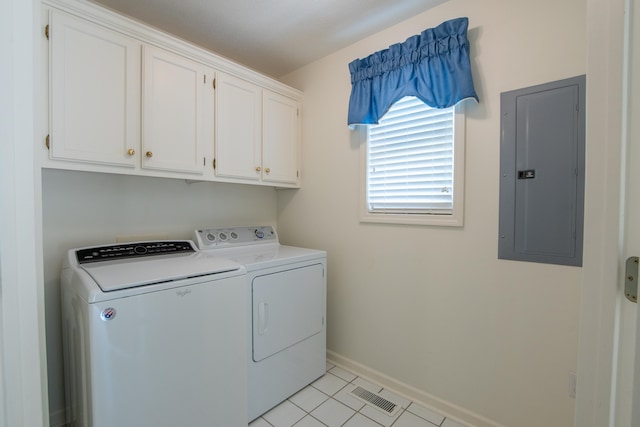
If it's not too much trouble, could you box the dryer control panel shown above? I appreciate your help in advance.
[194,226,277,249]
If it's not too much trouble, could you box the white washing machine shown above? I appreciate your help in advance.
[60,240,248,427]
[194,226,327,421]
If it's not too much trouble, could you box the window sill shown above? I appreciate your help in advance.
[359,211,464,227]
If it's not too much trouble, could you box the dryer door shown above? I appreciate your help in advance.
[252,263,325,362]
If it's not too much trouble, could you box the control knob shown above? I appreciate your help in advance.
[134,245,147,255]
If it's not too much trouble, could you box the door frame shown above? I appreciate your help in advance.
[575,0,627,425]
[0,0,48,426]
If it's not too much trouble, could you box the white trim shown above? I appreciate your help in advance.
[327,350,505,427]
[575,0,626,426]
[0,1,48,427]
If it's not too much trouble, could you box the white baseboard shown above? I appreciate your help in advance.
[327,350,506,427]
[49,409,67,427]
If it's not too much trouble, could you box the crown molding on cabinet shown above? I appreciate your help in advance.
[41,0,303,101]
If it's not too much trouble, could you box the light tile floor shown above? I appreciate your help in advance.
[249,362,470,427]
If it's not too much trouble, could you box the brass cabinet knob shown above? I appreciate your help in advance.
[265,168,271,174]
[255,166,261,172]
[127,148,135,156]
[145,151,153,158]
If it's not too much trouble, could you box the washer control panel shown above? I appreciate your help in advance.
[194,226,277,249]
[76,241,195,264]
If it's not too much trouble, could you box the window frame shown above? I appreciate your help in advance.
[359,101,466,227]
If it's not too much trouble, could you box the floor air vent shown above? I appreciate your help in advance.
[349,386,402,416]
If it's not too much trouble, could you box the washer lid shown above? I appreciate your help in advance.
[81,252,240,292]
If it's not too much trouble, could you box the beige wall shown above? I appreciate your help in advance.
[278,0,586,426]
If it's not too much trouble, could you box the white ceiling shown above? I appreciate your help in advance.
[91,0,447,77]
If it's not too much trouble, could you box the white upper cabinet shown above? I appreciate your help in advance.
[43,0,302,187]
[49,9,141,167]
[215,72,262,181]
[262,90,300,185]
[142,45,211,175]
[216,73,300,186]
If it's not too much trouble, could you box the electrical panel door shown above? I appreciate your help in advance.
[499,75,585,266]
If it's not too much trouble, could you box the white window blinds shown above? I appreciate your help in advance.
[367,96,455,214]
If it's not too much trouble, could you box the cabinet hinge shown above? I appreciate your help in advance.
[203,157,206,166]
[45,134,50,150]
[213,158,216,169]
[213,78,216,90]
[204,75,206,84]
[45,24,49,40]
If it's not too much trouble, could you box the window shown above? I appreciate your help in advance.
[360,96,466,226]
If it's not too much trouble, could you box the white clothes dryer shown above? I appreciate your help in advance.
[194,226,327,421]
[61,241,248,427]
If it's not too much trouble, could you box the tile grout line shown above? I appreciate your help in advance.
[251,364,457,427]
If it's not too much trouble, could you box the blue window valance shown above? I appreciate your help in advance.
[347,17,478,126]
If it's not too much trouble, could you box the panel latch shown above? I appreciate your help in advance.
[517,169,536,179]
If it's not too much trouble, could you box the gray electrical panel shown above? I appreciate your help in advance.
[498,75,585,266]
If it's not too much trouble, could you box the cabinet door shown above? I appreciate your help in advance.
[262,90,300,185]
[49,10,140,167]
[142,45,207,174]
[215,73,262,181]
